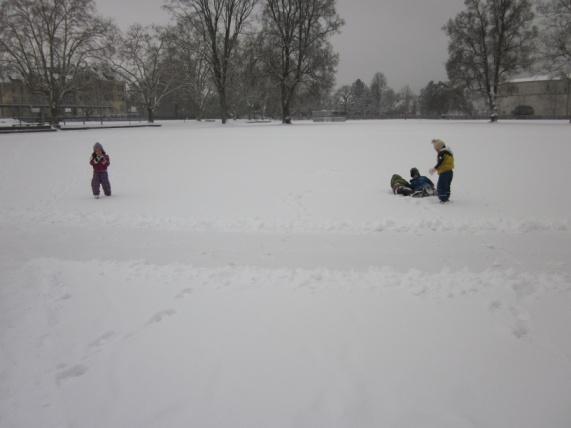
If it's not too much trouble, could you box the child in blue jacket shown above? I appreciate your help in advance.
[410,167,435,197]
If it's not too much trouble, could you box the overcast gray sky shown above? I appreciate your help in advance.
[95,0,465,92]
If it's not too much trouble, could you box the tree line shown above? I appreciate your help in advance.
[331,74,473,119]
[0,0,569,125]
[335,0,570,122]
[0,0,343,125]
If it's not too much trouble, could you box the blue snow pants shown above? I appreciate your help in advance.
[437,170,453,202]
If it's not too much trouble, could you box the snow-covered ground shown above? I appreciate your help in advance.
[0,118,22,127]
[1,119,570,427]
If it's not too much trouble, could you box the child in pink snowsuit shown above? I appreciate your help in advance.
[90,142,111,198]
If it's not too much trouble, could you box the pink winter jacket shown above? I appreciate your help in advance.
[90,153,110,172]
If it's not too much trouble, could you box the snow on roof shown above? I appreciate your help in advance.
[508,75,554,83]
[507,74,570,83]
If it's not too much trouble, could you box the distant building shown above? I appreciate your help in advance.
[0,74,127,122]
[497,75,571,117]
[311,110,347,122]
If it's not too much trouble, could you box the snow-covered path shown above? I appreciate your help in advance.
[1,120,571,427]
[2,223,570,273]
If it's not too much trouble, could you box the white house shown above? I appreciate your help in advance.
[497,75,570,117]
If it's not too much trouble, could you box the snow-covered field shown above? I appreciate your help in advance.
[1,119,570,427]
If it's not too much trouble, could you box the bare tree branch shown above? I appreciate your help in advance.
[443,0,537,121]
[166,0,257,124]
[0,0,112,125]
[259,0,343,123]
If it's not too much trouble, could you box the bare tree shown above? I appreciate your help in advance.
[229,33,274,119]
[350,78,370,118]
[169,19,215,120]
[166,0,257,124]
[393,85,417,117]
[369,72,387,117]
[261,0,343,123]
[419,80,473,116]
[333,84,353,114]
[538,0,571,121]
[105,25,180,123]
[0,0,112,125]
[186,54,214,120]
[183,54,214,120]
[443,0,537,122]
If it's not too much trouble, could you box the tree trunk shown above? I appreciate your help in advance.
[49,100,59,127]
[282,101,291,124]
[219,89,228,124]
[488,90,498,123]
[281,83,292,124]
[567,78,570,124]
[147,107,155,123]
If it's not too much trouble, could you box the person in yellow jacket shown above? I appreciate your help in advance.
[429,139,454,202]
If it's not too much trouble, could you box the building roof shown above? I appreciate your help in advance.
[507,74,570,83]
[508,75,553,83]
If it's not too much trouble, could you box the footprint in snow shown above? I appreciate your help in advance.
[147,309,176,325]
[175,288,193,299]
[488,301,530,339]
[87,331,116,351]
[511,281,535,300]
[56,365,88,384]
[512,322,529,339]
[58,293,72,301]
[510,307,531,338]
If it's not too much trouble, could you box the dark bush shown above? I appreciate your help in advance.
[512,105,534,116]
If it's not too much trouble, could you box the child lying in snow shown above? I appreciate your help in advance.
[391,174,413,196]
[391,168,435,197]
[410,167,435,197]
